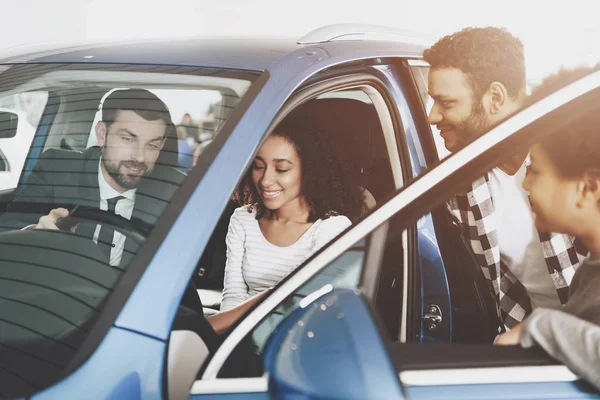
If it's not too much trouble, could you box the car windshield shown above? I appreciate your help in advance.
[0,62,259,397]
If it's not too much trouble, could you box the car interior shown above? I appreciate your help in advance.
[192,89,397,313]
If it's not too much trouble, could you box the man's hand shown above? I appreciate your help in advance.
[495,322,524,346]
[33,208,70,230]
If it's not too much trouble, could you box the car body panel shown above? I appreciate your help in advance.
[262,289,404,400]
[32,327,164,400]
[0,38,423,72]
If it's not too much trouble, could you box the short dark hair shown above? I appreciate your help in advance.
[530,64,600,178]
[423,27,526,100]
[234,126,365,223]
[101,88,173,128]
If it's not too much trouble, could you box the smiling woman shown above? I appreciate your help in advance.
[220,124,365,311]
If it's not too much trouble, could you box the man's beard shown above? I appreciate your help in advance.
[103,158,149,190]
[454,102,490,151]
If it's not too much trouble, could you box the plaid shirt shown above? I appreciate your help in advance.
[449,173,587,331]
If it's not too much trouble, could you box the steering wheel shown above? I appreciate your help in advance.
[56,206,149,244]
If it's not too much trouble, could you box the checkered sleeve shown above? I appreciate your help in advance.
[498,264,531,329]
[538,231,583,304]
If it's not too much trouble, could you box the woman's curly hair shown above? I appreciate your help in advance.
[234,124,365,223]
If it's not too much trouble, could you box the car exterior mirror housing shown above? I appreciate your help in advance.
[263,288,405,400]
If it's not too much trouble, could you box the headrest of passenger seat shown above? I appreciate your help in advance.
[277,98,383,186]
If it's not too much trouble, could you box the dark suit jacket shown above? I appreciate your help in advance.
[0,146,185,265]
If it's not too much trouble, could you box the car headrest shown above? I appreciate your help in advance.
[278,97,382,185]
[156,122,180,169]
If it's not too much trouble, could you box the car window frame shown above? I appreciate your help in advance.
[197,70,600,390]
[43,64,270,378]
[196,63,419,387]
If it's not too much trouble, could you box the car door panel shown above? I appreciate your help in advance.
[415,217,451,342]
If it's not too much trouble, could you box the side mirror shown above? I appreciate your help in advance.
[0,111,19,139]
[263,288,404,400]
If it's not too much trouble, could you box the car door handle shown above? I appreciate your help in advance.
[421,304,443,332]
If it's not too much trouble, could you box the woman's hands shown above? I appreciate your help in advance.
[208,288,272,335]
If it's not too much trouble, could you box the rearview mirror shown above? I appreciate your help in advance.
[263,288,405,400]
[0,111,19,139]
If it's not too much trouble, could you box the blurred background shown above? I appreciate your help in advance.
[1,0,597,84]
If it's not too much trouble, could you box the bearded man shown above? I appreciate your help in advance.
[424,27,586,331]
[0,89,184,267]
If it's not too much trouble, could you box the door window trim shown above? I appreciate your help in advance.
[360,222,389,302]
[190,376,268,395]
[400,365,577,386]
[200,71,411,381]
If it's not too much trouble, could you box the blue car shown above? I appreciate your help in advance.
[0,24,598,400]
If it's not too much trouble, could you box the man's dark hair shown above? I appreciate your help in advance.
[530,64,600,178]
[101,88,173,128]
[423,27,526,101]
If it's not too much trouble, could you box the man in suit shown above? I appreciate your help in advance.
[0,88,184,267]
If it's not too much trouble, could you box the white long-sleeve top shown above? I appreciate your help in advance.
[220,206,351,311]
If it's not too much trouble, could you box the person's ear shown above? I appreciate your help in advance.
[577,168,600,207]
[96,121,107,147]
[486,82,509,115]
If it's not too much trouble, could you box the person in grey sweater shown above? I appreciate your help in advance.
[495,65,600,391]
[519,307,600,390]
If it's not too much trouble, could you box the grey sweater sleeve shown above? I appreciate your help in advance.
[521,308,600,391]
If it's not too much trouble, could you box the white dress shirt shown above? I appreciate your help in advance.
[94,160,136,266]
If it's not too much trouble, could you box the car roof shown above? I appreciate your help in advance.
[0,34,427,72]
